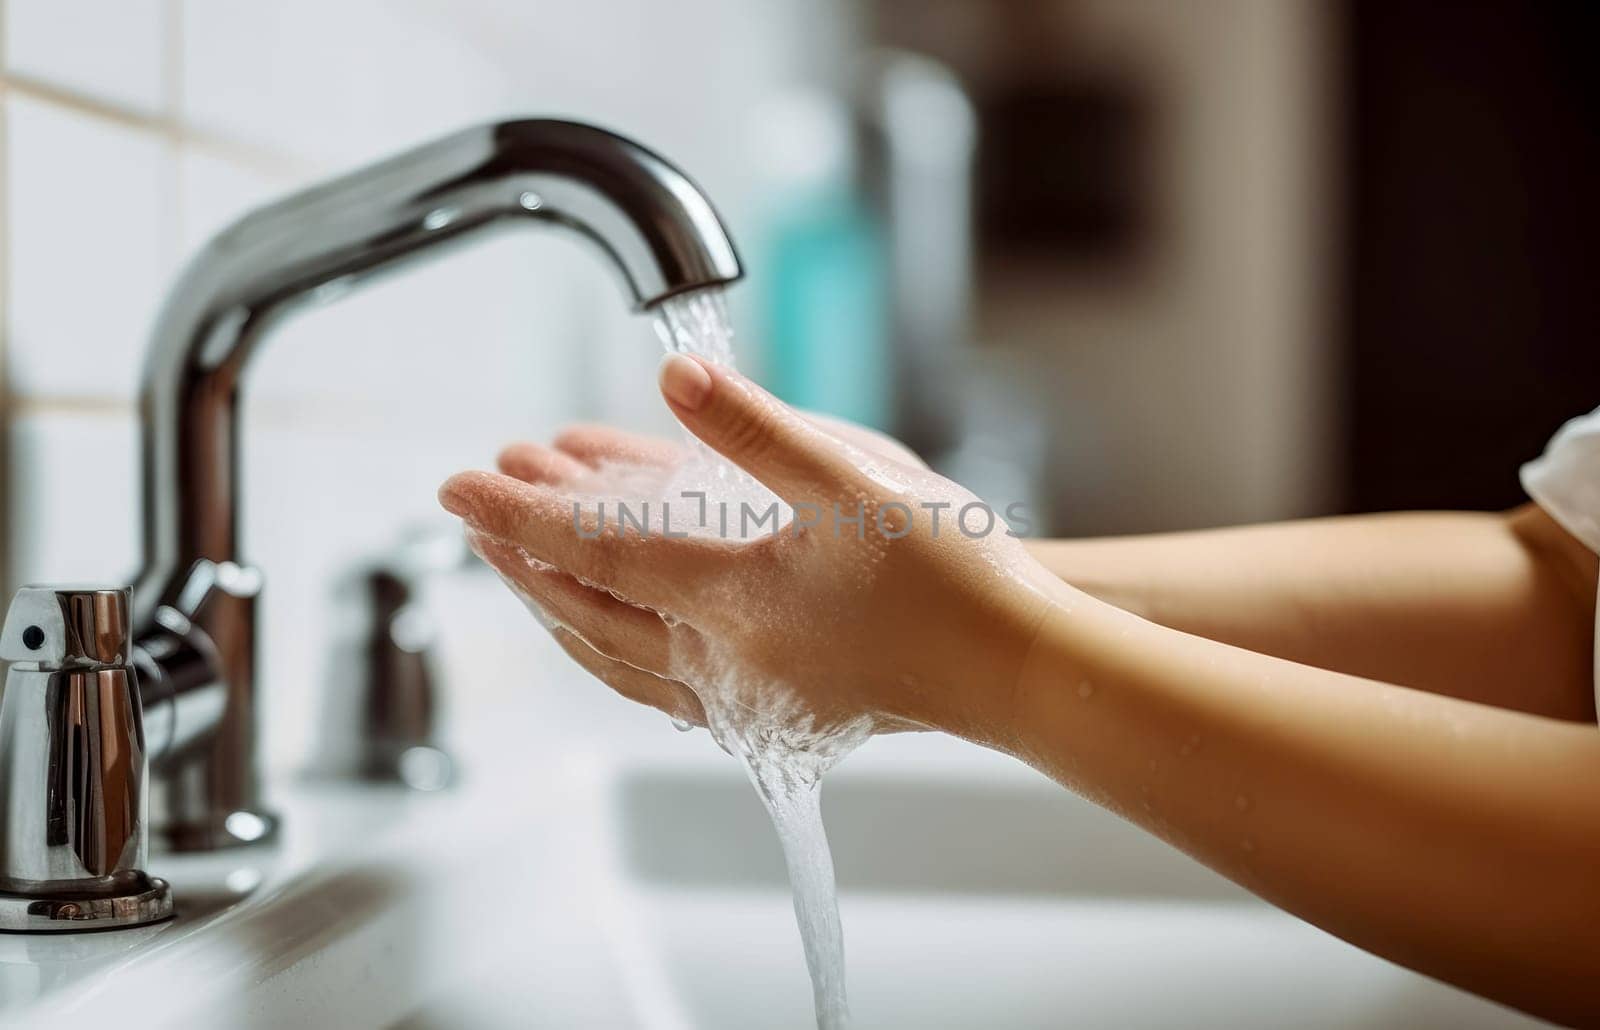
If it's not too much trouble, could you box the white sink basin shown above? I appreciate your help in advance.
[0,653,1554,1029]
[599,735,1551,1030]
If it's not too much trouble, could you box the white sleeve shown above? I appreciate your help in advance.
[1520,405,1600,712]
[1522,406,1600,554]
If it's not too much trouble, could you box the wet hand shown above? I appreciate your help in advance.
[439,355,1055,744]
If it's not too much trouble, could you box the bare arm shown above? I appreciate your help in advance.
[1004,590,1600,1026]
[1027,506,1597,721]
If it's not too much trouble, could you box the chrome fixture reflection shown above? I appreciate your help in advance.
[333,527,467,790]
[131,119,742,851]
[0,588,173,931]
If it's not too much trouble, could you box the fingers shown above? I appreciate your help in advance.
[469,531,676,674]
[658,353,858,504]
[498,442,589,485]
[467,521,708,726]
[550,628,706,726]
[497,425,680,488]
[553,424,681,469]
[440,469,734,611]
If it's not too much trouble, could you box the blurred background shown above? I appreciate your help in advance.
[0,0,1596,774]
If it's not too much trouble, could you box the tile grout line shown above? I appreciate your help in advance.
[8,396,134,418]
[4,71,168,133]
[8,393,407,421]
[1,73,313,181]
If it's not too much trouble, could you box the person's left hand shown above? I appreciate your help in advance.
[493,408,928,489]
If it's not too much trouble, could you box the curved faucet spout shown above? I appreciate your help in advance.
[140,118,741,602]
[132,118,742,849]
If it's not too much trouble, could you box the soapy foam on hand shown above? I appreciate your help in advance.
[493,289,867,1029]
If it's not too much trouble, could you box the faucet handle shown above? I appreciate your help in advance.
[0,585,131,666]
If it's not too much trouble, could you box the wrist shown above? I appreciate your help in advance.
[909,567,1079,750]
[996,581,1161,770]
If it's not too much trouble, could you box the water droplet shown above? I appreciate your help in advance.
[1076,679,1095,700]
[671,717,694,733]
[518,190,544,211]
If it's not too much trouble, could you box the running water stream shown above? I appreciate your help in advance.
[482,287,863,1026]
[650,288,864,1029]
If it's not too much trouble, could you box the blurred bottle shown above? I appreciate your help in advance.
[852,50,977,459]
[750,91,891,429]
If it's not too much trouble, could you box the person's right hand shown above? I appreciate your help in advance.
[439,354,1059,763]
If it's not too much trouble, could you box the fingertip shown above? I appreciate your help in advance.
[551,423,608,455]
[437,469,494,518]
[438,469,541,532]
[497,441,585,483]
[656,356,848,502]
[659,352,713,411]
[495,442,537,478]
[553,424,682,469]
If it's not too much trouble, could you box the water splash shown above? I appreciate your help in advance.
[653,287,737,365]
[653,288,751,483]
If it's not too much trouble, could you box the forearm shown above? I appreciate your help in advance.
[980,587,1600,1025]
[1026,508,1597,720]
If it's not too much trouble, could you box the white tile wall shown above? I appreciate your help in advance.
[7,410,139,586]
[4,0,168,113]
[246,232,584,421]
[5,94,175,399]
[2,0,821,775]
[180,0,507,166]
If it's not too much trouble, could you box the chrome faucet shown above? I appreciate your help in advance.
[121,119,741,852]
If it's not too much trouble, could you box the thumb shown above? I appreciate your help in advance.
[658,352,850,503]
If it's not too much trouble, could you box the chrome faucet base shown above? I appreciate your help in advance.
[0,871,174,934]
[0,588,177,933]
[0,585,280,932]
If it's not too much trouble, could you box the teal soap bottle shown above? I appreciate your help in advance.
[751,92,890,429]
